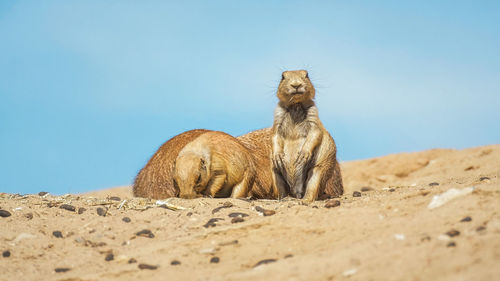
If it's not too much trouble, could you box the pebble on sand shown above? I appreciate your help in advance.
[96,207,107,216]
[0,209,12,217]
[105,253,114,261]
[429,182,439,186]
[2,250,11,257]
[210,257,220,263]
[255,206,276,216]
[228,212,249,218]
[353,191,362,197]
[128,258,137,264]
[52,231,63,238]
[138,263,158,270]
[122,217,131,223]
[231,217,244,224]
[38,191,49,196]
[460,216,472,222]
[324,200,341,208]
[59,204,76,212]
[445,229,460,237]
[78,207,86,214]
[361,186,373,192]
[254,259,277,267]
[171,260,181,265]
[479,176,490,181]
[54,268,71,273]
[203,218,224,228]
[212,202,233,214]
[109,196,121,201]
[447,241,456,247]
[136,229,155,238]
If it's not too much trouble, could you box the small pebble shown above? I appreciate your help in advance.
[389,188,395,192]
[122,217,131,223]
[476,226,486,232]
[52,231,63,238]
[78,207,86,214]
[136,229,154,238]
[228,212,249,218]
[255,206,276,216]
[59,204,76,212]
[186,212,193,216]
[231,217,244,224]
[3,250,11,257]
[447,241,456,247]
[284,254,293,258]
[429,182,439,186]
[212,202,233,214]
[324,200,341,208]
[96,207,107,216]
[24,213,33,220]
[109,196,121,201]
[38,191,49,196]
[361,187,373,192]
[105,253,114,261]
[210,257,220,263]
[170,260,181,265]
[479,176,490,181]
[421,236,431,242]
[353,191,362,197]
[128,258,137,264]
[460,216,472,222]
[445,229,460,237]
[254,259,277,267]
[203,218,224,228]
[0,209,12,217]
[138,263,158,270]
[54,267,71,273]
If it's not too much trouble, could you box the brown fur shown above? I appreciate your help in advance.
[174,131,256,199]
[271,70,344,201]
[236,128,274,199]
[133,129,210,199]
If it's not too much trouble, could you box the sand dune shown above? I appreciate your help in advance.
[1,145,499,280]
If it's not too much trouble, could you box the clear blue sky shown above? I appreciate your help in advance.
[1,1,499,194]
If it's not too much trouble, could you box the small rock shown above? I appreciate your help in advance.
[138,263,158,270]
[421,235,431,242]
[59,204,76,212]
[429,182,439,186]
[361,187,373,192]
[78,207,86,214]
[284,254,293,258]
[228,212,249,218]
[212,202,233,214]
[353,191,362,197]
[54,267,71,273]
[0,209,12,217]
[171,260,181,265]
[52,231,63,238]
[219,240,238,246]
[464,166,475,171]
[324,200,340,208]
[389,188,395,192]
[255,206,276,216]
[445,229,460,237]
[394,234,405,240]
[96,207,107,216]
[38,191,49,196]
[447,241,456,247]
[210,257,220,263]
[2,250,11,257]
[203,218,224,228]
[24,213,33,220]
[109,196,121,201]
[479,176,490,181]
[136,229,154,238]
[128,258,137,264]
[122,217,131,223]
[186,212,193,216]
[105,253,114,261]
[460,216,472,222]
[254,259,277,267]
[231,217,244,224]
[476,226,486,232]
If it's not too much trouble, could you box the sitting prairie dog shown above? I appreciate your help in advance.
[133,129,210,199]
[271,70,343,202]
[174,131,256,199]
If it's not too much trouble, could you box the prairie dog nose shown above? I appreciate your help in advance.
[290,81,302,89]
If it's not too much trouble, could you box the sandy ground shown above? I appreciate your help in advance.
[1,144,499,281]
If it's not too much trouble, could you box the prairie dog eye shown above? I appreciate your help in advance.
[305,72,309,79]
[196,174,201,184]
[281,73,285,81]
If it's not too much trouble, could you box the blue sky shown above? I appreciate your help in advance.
[1,1,499,194]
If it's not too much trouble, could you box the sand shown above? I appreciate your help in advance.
[1,144,499,281]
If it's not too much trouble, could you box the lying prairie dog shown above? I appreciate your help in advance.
[133,129,210,199]
[174,131,256,199]
[271,70,343,202]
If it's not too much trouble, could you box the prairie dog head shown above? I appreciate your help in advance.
[277,70,315,106]
[173,152,210,199]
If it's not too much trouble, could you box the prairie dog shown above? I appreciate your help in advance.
[271,70,343,202]
[174,131,256,199]
[237,128,274,199]
[133,129,209,199]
